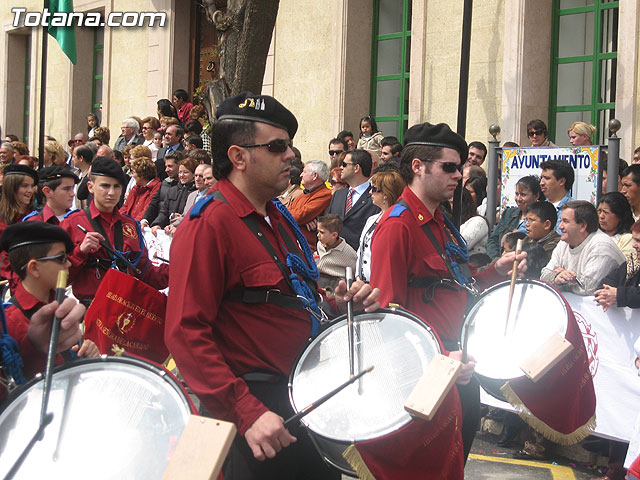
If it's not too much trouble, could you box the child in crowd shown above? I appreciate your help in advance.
[501,231,527,254]
[356,116,384,153]
[315,214,357,292]
[524,201,560,260]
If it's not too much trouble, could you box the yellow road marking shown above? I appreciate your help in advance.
[469,453,576,480]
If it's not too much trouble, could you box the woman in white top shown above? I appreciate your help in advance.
[356,169,405,282]
[460,187,489,263]
[141,116,161,161]
[598,192,635,256]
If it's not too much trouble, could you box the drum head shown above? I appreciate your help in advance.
[289,309,440,442]
[461,279,568,383]
[0,357,192,480]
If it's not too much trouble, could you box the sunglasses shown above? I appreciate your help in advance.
[432,161,462,173]
[370,185,380,193]
[329,150,344,156]
[239,139,292,153]
[341,161,355,168]
[527,129,544,137]
[23,252,69,270]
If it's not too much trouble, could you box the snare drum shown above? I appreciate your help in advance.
[288,308,441,476]
[0,356,193,480]
[460,279,569,400]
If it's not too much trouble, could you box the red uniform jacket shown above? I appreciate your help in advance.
[370,186,504,343]
[23,204,65,225]
[165,178,317,435]
[60,202,168,301]
[287,183,332,249]
[120,177,162,221]
[0,211,32,294]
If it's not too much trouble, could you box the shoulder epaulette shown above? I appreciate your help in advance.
[63,209,80,219]
[189,194,214,218]
[389,203,408,218]
[22,210,41,221]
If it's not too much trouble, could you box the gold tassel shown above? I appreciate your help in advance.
[342,444,377,480]
[501,382,596,445]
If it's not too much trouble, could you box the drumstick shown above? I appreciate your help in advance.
[284,366,374,428]
[76,224,142,274]
[40,270,68,427]
[504,239,524,336]
[153,253,170,264]
[346,267,355,379]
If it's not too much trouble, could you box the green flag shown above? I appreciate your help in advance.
[48,0,77,64]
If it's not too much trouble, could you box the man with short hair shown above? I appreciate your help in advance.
[113,118,144,152]
[185,135,203,150]
[540,159,574,233]
[185,118,210,152]
[96,144,113,159]
[141,151,183,229]
[462,164,487,185]
[165,92,378,479]
[24,166,79,224]
[0,142,15,164]
[622,165,640,220]
[165,164,215,235]
[66,132,88,166]
[328,137,347,167]
[73,145,95,210]
[288,160,332,249]
[156,125,185,180]
[632,146,640,165]
[527,119,556,147]
[188,148,211,165]
[173,89,194,123]
[380,136,403,164]
[540,200,624,295]
[466,141,487,166]
[326,149,380,250]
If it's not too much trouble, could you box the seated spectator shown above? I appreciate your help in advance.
[380,136,402,165]
[540,201,625,295]
[527,119,556,147]
[90,126,111,146]
[44,140,67,167]
[188,148,211,165]
[120,156,161,221]
[140,151,181,228]
[540,159,574,232]
[173,88,194,123]
[460,188,489,260]
[337,130,356,151]
[464,175,487,216]
[114,118,144,152]
[185,118,210,153]
[288,160,332,249]
[150,157,197,233]
[141,116,161,160]
[356,116,384,154]
[466,141,487,166]
[315,214,357,291]
[487,175,543,258]
[622,165,640,220]
[595,219,640,311]
[356,170,405,282]
[0,142,15,164]
[521,241,548,279]
[157,98,179,123]
[524,201,560,260]
[279,166,303,208]
[185,135,203,150]
[329,166,348,192]
[633,146,640,165]
[328,137,348,169]
[165,163,216,235]
[568,121,596,146]
[601,156,628,194]
[598,192,635,256]
[11,141,29,157]
[462,164,486,186]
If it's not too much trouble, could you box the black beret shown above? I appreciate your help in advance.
[403,122,468,162]
[90,156,127,186]
[38,165,80,184]
[0,221,74,253]
[215,92,298,139]
[4,164,39,185]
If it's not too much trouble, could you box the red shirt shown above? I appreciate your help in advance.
[177,102,194,123]
[0,211,32,294]
[24,204,64,225]
[370,186,503,343]
[60,202,168,301]
[120,177,162,221]
[165,178,316,435]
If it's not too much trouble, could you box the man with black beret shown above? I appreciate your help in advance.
[60,157,168,304]
[24,165,79,225]
[0,221,99,403]
[165,92,380,479]
[370,122,527,471]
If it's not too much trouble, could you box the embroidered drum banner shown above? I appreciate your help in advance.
[84,269,169,363]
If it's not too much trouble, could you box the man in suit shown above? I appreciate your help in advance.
[156,124,185,180]
[326,149,380,250]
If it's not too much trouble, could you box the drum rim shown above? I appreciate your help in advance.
[0,355,194,416]
[288,306,441,441]
[459,278,569,383]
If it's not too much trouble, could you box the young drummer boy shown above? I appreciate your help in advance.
[0,222,99,389]
[24,165,79,225]
[60,157,168,304]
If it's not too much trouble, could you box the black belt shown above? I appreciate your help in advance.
[442,340,460,352]
[86,257,114,272]
[241,372,286,384]
[225,289,307,310]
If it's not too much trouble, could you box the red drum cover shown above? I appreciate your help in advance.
[84,269,169,363]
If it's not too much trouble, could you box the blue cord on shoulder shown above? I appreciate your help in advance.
[388,203,407,218]
[63,208,80,219]
[22,210,40,222]
[189,194,214,218]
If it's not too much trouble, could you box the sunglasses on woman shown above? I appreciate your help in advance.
[239,139,292,153]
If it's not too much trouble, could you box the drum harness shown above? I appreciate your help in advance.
[396,199,479,301]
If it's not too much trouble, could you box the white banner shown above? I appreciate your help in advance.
[481,292,640,443]
[142,227,172,267]
[501,147,600,208]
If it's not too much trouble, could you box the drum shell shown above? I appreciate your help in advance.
[459,279,569,401]
[0,355,194,480]
[288,308,441,476]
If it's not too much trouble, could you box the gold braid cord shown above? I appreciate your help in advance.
[342,444,376,480]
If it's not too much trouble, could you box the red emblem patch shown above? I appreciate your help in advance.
[574,311,599,377]
[122,223,137,239]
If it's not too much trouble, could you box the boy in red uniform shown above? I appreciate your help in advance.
[24,165,79,225]
[61,157,168,303]
[0,222,98,402]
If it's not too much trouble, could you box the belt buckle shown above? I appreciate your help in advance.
[265,289,281,303]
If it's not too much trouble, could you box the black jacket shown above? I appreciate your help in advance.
[143,177,177,224]
[600,258,640,308]
[151,181,196,228]
[326,184,380,250]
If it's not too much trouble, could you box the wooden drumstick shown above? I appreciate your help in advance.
[346,267,355,378]
[504,239,523,336]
